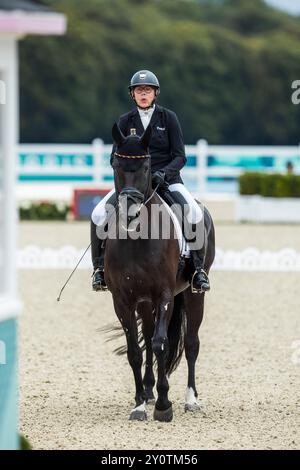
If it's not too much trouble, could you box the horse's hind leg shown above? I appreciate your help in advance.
[113,299,147,421]
[183,289,205,412]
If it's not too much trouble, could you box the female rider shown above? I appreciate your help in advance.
[91,70,210,293]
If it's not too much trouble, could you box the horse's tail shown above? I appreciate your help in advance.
[166,292,186,376]
[98,315,145,356]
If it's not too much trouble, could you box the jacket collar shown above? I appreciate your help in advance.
[129,104,163,135]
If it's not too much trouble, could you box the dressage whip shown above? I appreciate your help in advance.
[56,242,91,302]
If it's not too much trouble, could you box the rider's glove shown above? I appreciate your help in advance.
[152,170,167,189]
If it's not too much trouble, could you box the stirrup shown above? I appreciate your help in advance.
[191,268,209,294]
[92,268,108,292]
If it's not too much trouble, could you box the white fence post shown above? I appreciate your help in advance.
[196,139,208,196]
[92,138,104,185]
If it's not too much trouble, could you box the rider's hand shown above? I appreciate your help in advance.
[152,170,167,189]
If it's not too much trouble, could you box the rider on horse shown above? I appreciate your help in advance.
[90,69,210,294]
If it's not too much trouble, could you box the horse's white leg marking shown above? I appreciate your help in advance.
[131,401,146,413]
[185,387,201,411]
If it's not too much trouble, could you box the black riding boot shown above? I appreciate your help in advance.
[91,220,107,291]
[188,221,210,293]
[90,192,118,291]
[161,189,210,294]
[190,249,210,293]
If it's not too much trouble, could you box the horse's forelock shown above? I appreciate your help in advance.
[116,156,147,173]
[116,134,147,157]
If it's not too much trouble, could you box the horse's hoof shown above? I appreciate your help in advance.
[184,402,201,412]
[153,405,173,422]
[129,410,147,421]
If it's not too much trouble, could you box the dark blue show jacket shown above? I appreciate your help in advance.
[111,104,187,184]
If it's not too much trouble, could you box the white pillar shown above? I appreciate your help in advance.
[0,34,20,452]
[0,36,18,297]
[92,137,104,186]
[196,139,208,197]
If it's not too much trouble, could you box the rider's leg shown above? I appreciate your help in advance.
[91,189,117,291]
[168,183,210,293]
[90,220,107,291]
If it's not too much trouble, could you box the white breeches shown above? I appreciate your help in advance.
[91,183,203,226]
[168,183,203,224]
[91,188,115,226]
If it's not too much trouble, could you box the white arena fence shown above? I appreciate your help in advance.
[17,246,300,272]
[17,140,300,198]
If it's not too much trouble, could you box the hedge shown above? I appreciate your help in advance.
[239,172,300,198]
[19,202,70,220]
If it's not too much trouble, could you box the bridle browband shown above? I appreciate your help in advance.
[114,152,150,160]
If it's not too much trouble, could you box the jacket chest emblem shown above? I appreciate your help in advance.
[157,126,165,131]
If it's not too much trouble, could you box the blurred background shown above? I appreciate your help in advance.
[20,0,300,146]
[1,0,300,450]
[16,0,300,210]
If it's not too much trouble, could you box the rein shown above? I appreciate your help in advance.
[144,183,159,205]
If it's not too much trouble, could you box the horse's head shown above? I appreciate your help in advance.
[111,123,152,223]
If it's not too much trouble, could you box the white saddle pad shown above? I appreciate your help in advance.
[156,194,190,257]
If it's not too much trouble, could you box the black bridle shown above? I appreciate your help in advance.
[114,151,159,207]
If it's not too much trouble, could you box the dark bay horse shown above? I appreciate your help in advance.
[102,123,215,422]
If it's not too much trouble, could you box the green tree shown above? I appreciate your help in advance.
[19,0,300,144]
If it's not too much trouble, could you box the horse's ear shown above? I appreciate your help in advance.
[112,123,125,146]
[140,124,152,150]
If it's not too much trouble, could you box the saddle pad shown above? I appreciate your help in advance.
[156,193,190,257]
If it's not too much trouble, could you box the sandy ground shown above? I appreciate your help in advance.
[19,222,300,450]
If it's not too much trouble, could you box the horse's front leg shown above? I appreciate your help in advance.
[139,302,155,404]
[113,299,147,421]
[152,296,173,422]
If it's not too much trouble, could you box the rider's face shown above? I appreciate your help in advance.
[133,86,156,108]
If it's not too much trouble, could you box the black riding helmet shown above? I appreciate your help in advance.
[128,70,160,107]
